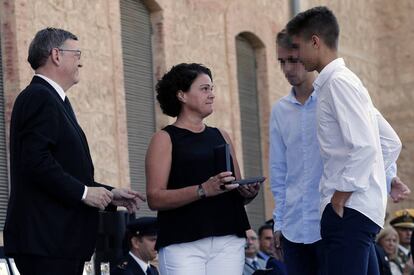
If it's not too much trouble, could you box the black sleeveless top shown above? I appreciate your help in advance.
[155,125,250,249]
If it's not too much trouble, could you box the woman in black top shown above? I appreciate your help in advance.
[146,63,260,275]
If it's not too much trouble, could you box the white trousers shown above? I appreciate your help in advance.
[158,235,245,275]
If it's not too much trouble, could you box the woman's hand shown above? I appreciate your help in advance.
[238,182,260,198]
[202,171,239,197]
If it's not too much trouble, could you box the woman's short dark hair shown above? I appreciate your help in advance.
[286,6,339,50]
[156,63,212,117]
[28,27,78,70]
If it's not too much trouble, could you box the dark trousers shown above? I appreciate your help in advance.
[14,255,85,275]
[321,203,380,275]
[282,236,324,275]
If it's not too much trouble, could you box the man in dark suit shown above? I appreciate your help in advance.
[4,27,145,275]
[257,224,287,275]
[244,229,268,275]
[112,217,159,275]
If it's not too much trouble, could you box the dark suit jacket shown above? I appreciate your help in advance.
[411,232,414,265]
[244,257,267,275]
[265,257,287,275]
[111,253,159,275]
[375,243,392,275]
[4,76,114,260]
[257,251,287,275]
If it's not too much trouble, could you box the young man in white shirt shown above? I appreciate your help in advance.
[271,27,410,275]
[286,6,405,275]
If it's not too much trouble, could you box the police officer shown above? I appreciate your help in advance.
[112,217,159,275]
[390,209,414,270]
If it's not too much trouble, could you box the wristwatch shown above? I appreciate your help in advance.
[197,184,206,199]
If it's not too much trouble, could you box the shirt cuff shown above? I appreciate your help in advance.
[386,163,397,194]
[81,186,88,200]
[273,221,282,232]
[330,175,364,192]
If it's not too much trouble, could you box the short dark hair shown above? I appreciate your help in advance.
[276,29,294,49]
[125,230,138,251]
[121,231,143,254]
[286,6,339,50]
[28,27,78,70]
[258,224,273,238]
[156,63,212,117]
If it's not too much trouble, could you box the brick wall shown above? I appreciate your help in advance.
[1,0,413,227]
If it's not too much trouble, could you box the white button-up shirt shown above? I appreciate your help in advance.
[314,58,402,227]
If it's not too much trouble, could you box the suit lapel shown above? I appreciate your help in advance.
[126,254,146,275]
[31,76,94,167]
[245,261,256,272]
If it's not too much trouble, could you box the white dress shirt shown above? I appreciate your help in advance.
[313,58,401,227]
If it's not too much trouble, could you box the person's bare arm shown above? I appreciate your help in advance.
[146,130,237,211]
[331,191,352,217]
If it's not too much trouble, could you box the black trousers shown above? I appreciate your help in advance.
[321,203,380,275]
[14,255,85,275]
[282,237,324,275]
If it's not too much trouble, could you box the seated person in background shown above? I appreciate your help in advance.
[244,229,267,275]
[258,224,277,258]
[375,242,392,275]
[257,224,287,275]
[112,217,159,275]
[377,226,403,275]
[390,209,414,269]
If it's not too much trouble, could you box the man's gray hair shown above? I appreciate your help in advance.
[28,27,78,70]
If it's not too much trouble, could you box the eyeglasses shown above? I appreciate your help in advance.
[58,48,82,58]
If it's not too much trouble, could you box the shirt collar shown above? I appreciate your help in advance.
[257,250,269,261]
[398,244,410,255]
[129,251,150,272]
[286,88,298,103]
[286,87,317,105]
[245,256,259,264]
[313,58,345,91]
[35,74,66,101]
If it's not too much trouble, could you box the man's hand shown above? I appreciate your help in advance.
[274,230,282,250]
[390,176,411,203]
[331,191,352,218]
[83,187,113,210]
[273,230,284,261]
[111,188,146,214]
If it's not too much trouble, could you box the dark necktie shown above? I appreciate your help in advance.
[64,97,77,122]
[63,97,91,160]
[146,266,153,275]
[252,260,259,270]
